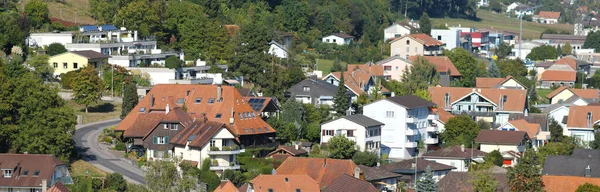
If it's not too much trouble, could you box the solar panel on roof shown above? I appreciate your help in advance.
[81,25,98,32]
[249,98,257,103]
[258,99,266,103]
[100,25,118,31]
[187,135,196,141]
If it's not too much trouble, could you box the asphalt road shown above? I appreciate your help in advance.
[74,119,145,184]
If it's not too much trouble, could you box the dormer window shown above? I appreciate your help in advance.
[171,124,178,130]
[33,170,39,176]
[303,86,310,91]
[139,107,146,112]
[216,113,222,119]
[3,170,12,178]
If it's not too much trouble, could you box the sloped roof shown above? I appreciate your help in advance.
[546,87,600,99]
[391,34,444,46]
[0,154,65,188]
[555,57,578,71]
[48,182,70,192]
[543,155,600,177]
[288,78,340,98]
[117,84,275,137]
[572,148,600,158]
[70,50,111,59]
[275,157,358,188]
[322,174,378,192]
[267,145,308,157]
[384,95,436,109]
[249,174,320,192]
[543,176,600,192]
[214,180,238,192]
[381,158,455,174]
[505,119,540,138]
[437,109,454,124]
[537,11,561,19]
[438,172,509,192]
[337,114,384,127]
[375,54,413,65]
[408,56,462,76]
[357,165,401,181]
[347,63,384,77]
[475,76,526,89]
[540,70,576,81]
[475,130,528,145]
[508,113,549,132]
[428,87,528,112]
[422,145,487,159]
[331,33,354,39]
[170,121,231,148]
[123,100,194,138]
[327,71,374,95]
[566,105,600,128]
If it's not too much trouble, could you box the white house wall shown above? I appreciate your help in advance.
[431,29,461,50]
[480,143,520,154]
[363,100,413,159]
[424,158,467,172]
[321,118,368,151]
[268,44,288,59]
[322,36,346,45]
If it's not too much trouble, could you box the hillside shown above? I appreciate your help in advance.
[432,10,574,40]
[21,0,96,25]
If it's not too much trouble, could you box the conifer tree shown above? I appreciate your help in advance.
[333,73,349,116]
[121,82,138,119]
[487,60,501,78]
[416,165,438,192]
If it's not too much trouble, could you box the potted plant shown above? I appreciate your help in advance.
[210,146,220,151]
[211,159,219,166]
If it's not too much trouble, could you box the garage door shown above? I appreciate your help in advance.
[503,159,512,166]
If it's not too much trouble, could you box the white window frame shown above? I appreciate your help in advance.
[157,136,166,144]
[3,169,12,178]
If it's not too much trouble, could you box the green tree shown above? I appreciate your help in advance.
[537,140,576,165]
[330,58,344,72]
[419,12,432,35]
[484,150,503,166]
[47,43,67,56]
[199,158,220,191]
[113,0,160,37]
[489,0,503,13]
[556,44,563,56]
[401,56,439,94]
[477,119,491,130]
[584,31,600,52]
[333,73,350,116]
[416,165,438,192]
[223,169,246,187]
[24,0,48,29]
[496,42,513,60]
[440,115,479,147]
[576,183,600,192]
[527,45,558,61]
[106,173,127,191]
[507,150,544,192]
[28,54,52,80]
[144,159,179,191]
[590,130,600,149]
[231,21,272,89]
[0,12,30,53]
[277,0,310,33]
[72,65,103,113]
[352,150,379,166]
[102,64,130,97]
[497,59,527,77]
[414,89,430,101]
[121,82,138,119]
[487,60,501,78]
[275,97,306,142]
[445,48,486,87]
[548,118,563,142]
[328,135,357,159]
[528,85,539,103]
[563,42,573,55]
[165,56,182,69]
[469,162,499,192]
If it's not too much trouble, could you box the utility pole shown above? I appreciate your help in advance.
[111,64,114,98]
[519,5,542,61]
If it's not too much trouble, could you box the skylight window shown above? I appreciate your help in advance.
[22,170,28,176]
[195,97,202,103]
[33,170,40,176]
[177,98,184,104]
[215,113,222,119]
[208,98,215,104]
[139,107,146,112]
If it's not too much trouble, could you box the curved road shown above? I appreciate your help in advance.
[74,119,145,184]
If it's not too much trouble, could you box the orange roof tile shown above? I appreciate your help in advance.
[123,103,194,138]
[408,56,462,76]
[275,157,358,188]
[405,34,445,46]
[507,119,540,138]
[249,174,319,192]
[327,71,373,95]
[347,63,384,77]
[543,175,600,192]
[117,84,275,137]
[537,11,561,19]
[476,77,505,88]
[566,105,600,128]
[428,87,528,112]
[322,174,378,192]
[437,109,454,124]
[555,57,577,70]
[540,70,576,81]
[47,182,70,192]
[546,87,600,99]
[214,180,239,192]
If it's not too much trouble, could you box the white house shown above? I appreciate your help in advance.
[171,121,243,174]
[363,95,439,159]
[497,119,549,150]
[322,33,354,45]
[431,28,462,50]
[475,76,527,90]
[476,130,529,167]
[268,41,288,59]
[422,145,487,172]
[534,11,561,24]
[27,32,73,47]
[543,104,570,131]
[384,23,414,41]
[322,70,377,102]
[287,78,347,107]
[506,3,520,14]
[514,5,534,17]
[321,114,383,154]
[478,0,489,7]
[565,105,600,144]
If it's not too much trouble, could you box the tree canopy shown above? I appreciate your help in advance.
[507,150,544,192]
[333,73,350,115]
[496,42,513,60]
[416,165,438,192]
[497,59,527,77]
[328,135,357,159]
[445,48,486,87]
[47,43,67,56]
[577,183,600,192]
[24,0,48,29]
[584,31,600,52]
[398,56,439,95]
[527,45,558,61]
[419,13,432,35]
[484,150,503,167]
[72,65,103,113]
[440,115,479,147]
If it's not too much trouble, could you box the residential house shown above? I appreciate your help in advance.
[543,176,600,192]
[422,145,488,172]
[287,78,351,107]
[322,174,379,192]
[428,87,529,125]
[543,92,598,131]
[538,69,577,88]
[534,11,562,24]
[543,150,600,178]
[241,96,280,117]
[510,41,544,61]
[47,182,70,192]
[461,31,490,56]
[362,95,439,159]
[475,76,527,89]
[545,87,599,104]
[384,22,416,41]
[346,63,385,79]
[498,119,550,150]
[215,180,238,192]
[27,32,73,48]
[431,28,462,50]
[381,158,455,186]
[390,34,445,58]
[565,105,600,143]
[322,70,381,101]
[430,110,454,139]
[506,3,521,14]
[508,113,550,137]
[540,34,586,51]
[247,174,320,192]
[357,165,400,191]
[407,56,462,86]
[478,28,505,50]
[275,157,358,188]
[48,50,110,76]
[513,5,534,16]
[322,33,354,45]
[320,114,383,154]
[0,154,73,192]
[373,55,413,81]
[267,145,308,164]
[438,170,509,192]
[478,0,488,7]
[268,41,288,59]
[476,130,529,166]
[116,84,276,146]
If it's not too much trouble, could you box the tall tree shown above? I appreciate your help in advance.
[328,135,357,159]
[47,43,67,56]
[528,85,538,103]
[556,44,563,56]
[584,31,600,52]
[487,60,501,78]
[548,118,563,142]
[231,21,273,89]
[0,12,30,53]
[496,42,513,60]
[333,73,349,116]
[497,59,527,77]
[24,0,48,29]
[445,48,486,87]
[484,150,503,166]
[419,12,432,35]
[121,82,138,119]
[590,130,600,149]
[416,165,438,192]
[28,54,52,80]
[72,65,103,113]
[330,58,344,72]
[563,42,573,55]
[401,56,439,94]
[145,158,198,191]
[469,162,499,192]
[527,45,558,61]
[113,0,161,37]
[507,149,544,192]
[439,115,480,147]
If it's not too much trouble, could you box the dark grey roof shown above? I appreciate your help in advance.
[541,34,587,41]
[357,165,401,181]
[438,172,509,192]
[287,78,354,106]
[324,114,384,128]
[542,103,569,114]
[508,113,549,131]
[381,158,455,174]
[543,155,600,177]
[562,116,569,124]
[572,148,600,158]
[385,95,436,109]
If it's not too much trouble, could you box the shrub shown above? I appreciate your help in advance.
[210,146,220,151]
[106,173,127,191]
[103,137,113,143]
[60,70,78,89]
[114,142,126,151]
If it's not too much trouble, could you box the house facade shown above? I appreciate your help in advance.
[384,23,413,41]
[374,55,413,81]
[390,34,444,58]
[322,70,379,101]
[422,145,487,172]
[48,50,110,76]
[268,41,288,59]
[545,87,599,104]
[320,114,383,154]
[498,119,549,150]
[431,29,462,50]
[322,33,354,45]
[565,106,600,144]
[287,78,344,107]
[0,154,73,192]
[534,11,561,24]
[460,31,490,56]
[363,95,439,159]
[476,130,529,166]
[475,76,527,90]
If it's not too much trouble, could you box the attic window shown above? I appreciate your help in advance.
[243,113,248,118]
[33,170,39,176]
[406,40,410,45]
[303,86,310,91]
[208,98,215,104]
[239,113,243,120]
[251,128,256,133]
[216,114,222,119]
[243,129,249,134]
[252,113,256,118]
[264,127,269,131]
[296,189,301,192]
[177,98,184,104]
[258,128,263,132]
[139,107,146,112]
[268,189,273,192]
[22,170,28,176]
[195,97,202,103]
[3,170,12,178]
[285,177,289,182]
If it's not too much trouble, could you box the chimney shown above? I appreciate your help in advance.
[586,165,591,177]
[42,179,47,192]
[149,94,154,107]
[354,167,361,179]
[217,85,222,101]
[461,144,465,152]
[165,104,170,114]
[230,108,235,124]
[346,108,352,116]
[411,162,416,168]
[295,143,299,150]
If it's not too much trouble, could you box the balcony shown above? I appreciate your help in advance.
[210,163,241,171]
[405,141,418,148]
[425,138,439,144]
[208,146,245,155]
[406,128,418,136]
[426,125,438,132]
[427,114,439,120]
[406,116,416,123]
[451,110,495,117]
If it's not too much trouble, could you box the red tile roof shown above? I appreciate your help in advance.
[48,182,70,192]
[408,56,461,76]
[117,84,275,137]
[566,105,600,128]
[327,71,374,95]
[506,119,540,138]
[214,180,239,192]
[543,175,600,192]
[537,11,561,19]
[249,174,319,192]
[437,110,454,124]
[428,87,528,112]
[476,77,505,88]
[476,130,528,145]
[0,154,65,188]
[170,120,234,148]
[267,145,308,157]
[397,34,445,46]
[347,63,384,77]
[123,101,194,138]
[275,157,358,188]
[555,57,577,70]
[540,70,576,81]
[322,174,378,192]
[546,87,600,99]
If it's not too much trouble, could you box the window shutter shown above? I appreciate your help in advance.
[165,136,169,144]
[153,136,157,144]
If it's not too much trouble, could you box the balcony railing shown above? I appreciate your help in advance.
[427,114,438,120]
[406,128,418,136]
[406,116,416,123]
[208,147,245,155]
[426,126,438,132]
[210,162,241,171]
[425,138,439,144]
[451,110,496,117]
[405,141,418,148]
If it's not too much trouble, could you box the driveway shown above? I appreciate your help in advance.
[74,119,145,184]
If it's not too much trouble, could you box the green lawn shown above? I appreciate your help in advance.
[67,100,122,124]
[537,88,554,104]
[70,160,107,177]
[316,59,348,75]
[432,10,574,40]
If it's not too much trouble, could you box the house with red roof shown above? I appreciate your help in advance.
[408,56,462,86]
[545,86,599,104]
[475,76,527,90]
[534,11,561,24]
[322,33,354,45]
[497,119,550,150]
[390,34,445,58]
[0,154,73,192]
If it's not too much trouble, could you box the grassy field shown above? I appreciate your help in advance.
[70,160,107,177]
[68,100,122,124]
[432,10,574,40]
[20,0,96,25]
[316,59,348,75]
[537,88,554,104]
